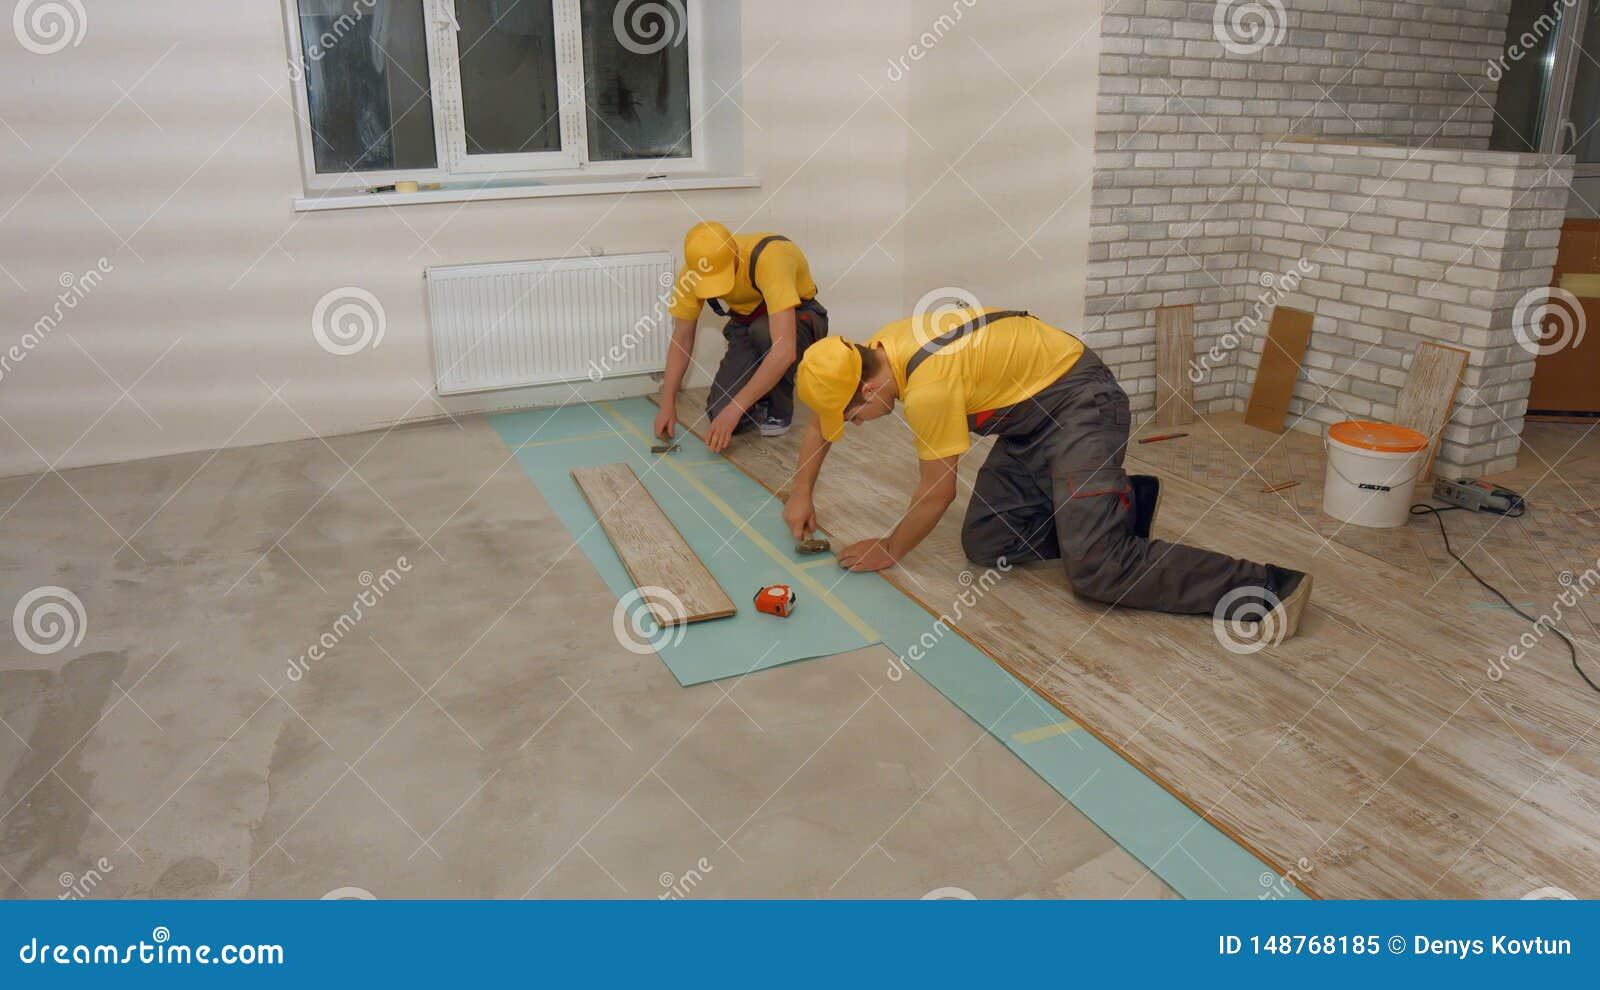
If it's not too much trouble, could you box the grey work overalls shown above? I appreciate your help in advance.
[704,235,828,428]
[941,312,1275,614]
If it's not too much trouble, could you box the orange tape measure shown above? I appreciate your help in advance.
[754,584,796,617]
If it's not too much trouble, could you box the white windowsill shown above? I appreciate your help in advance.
[292,173,761,213]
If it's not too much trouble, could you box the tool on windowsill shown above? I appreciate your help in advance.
[754,584,796,617]
[1138,432,1189,444]
[795,538,831,555]
[366,181,440,194]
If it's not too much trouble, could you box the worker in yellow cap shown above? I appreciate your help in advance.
[787,308,1313,641]
[655,222,828,452]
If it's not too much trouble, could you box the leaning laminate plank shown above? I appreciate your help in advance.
[1243,307,1314,433]
[571,463,736,624]
[1393,342,1469,481]
[1154,305,1196,427]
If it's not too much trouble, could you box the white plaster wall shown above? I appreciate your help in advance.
[0,0,915,476]
[899,0,1103,332]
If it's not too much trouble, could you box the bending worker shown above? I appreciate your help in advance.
[655,221,829,453]
[785,307,1312,639]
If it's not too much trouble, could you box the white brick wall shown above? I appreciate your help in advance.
[1087,0,1574,472]
[1249,143,1572,476]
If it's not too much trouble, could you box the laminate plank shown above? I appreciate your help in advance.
[571,462,736,624]
[1154,305,1196,428]
[1394,342,1469,482]
[1244,307,1314,433]
[662,389,1600,899]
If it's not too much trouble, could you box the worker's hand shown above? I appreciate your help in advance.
[705,404,744,454]
[652,401,676,441]
[838,538,897,573]
[783,492,816,540]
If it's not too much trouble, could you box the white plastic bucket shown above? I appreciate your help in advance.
[1322,420,1429,529]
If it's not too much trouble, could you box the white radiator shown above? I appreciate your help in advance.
[425,251,676,395]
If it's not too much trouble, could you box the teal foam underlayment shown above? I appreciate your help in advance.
[490,398,1305,901]
[491,400,884,685]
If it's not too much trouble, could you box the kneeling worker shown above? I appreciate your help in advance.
[655,222,829,453]
[785,307,1312,638]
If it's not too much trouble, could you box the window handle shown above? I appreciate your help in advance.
[1563,118,1577,152]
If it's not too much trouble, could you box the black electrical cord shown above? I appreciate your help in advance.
[1410,502,1600,696]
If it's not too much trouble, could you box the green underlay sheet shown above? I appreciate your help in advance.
[491,398,1305,901]
[491,398,883,686]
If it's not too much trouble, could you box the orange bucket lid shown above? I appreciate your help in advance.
[1328,420,1428,453]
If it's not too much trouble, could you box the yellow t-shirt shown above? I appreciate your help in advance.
[869,309,1085,460]
[666,233,817,321]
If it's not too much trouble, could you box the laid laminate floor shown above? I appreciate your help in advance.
[668,390,1600,899]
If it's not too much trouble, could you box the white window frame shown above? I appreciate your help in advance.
[1523,0,1597,173]
[281,0,708,195]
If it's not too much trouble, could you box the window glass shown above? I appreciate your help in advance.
[1566,2,1600,161]
[1489,0,1565,153]
[456,0,563,156]
[297,0,438,173]
[581,0,692,161]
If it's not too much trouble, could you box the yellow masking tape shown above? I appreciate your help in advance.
[1011,720,1082,745]
[508,429,620,451]
[600,403,880,642]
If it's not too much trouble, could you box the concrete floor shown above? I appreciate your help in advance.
[0,414,1173,900]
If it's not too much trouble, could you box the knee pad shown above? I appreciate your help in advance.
[960,528,1002,567]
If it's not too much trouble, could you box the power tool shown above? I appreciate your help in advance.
[1431,477,1526,516]
[754,584,796,617]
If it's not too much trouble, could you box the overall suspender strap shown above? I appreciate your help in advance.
[747,234,790,275]
[904,310,1029,381]
[707,235,791,321]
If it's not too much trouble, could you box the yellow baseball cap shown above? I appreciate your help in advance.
[796,337,863,443]
[683,221,737,300]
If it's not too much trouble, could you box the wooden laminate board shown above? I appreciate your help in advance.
[1154,305,1196,428]
[663,389,1600,900]
[571,462,736,625]
[1394,342,1469,482]
[1244,307,1314,434]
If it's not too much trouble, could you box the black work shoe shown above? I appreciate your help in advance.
[1129,474,1161,539]
[1264,565,1313,641]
